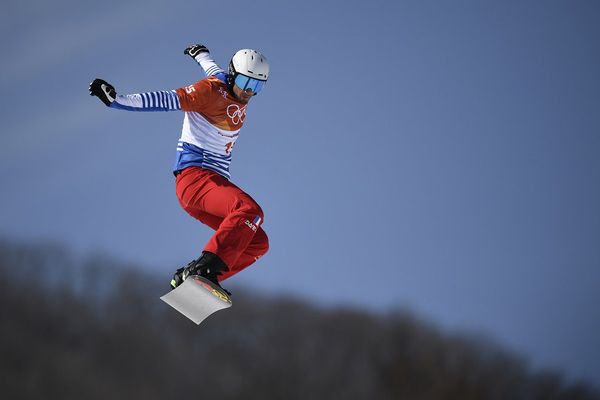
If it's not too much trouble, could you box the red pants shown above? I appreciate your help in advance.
[175,167,269,282]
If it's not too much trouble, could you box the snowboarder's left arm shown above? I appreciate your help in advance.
[184,43,226,81]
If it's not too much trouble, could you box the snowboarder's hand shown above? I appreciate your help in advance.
[89,78,117,107]
[184,44,209,58]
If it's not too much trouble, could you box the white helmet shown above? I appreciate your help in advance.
[228,50,269,96]
[229,49,269,81]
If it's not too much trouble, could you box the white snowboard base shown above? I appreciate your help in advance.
[160,276,232,325]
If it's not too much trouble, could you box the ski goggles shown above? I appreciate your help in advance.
[234,74,267,94]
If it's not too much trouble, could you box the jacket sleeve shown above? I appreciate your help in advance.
[175,79,212,112]
[192,52,226,80]
[110,90,181,112]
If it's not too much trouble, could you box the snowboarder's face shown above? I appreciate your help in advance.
[232,85,253,104]
[232,74,266,103]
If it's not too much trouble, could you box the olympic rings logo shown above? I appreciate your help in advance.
[227,104,246,125]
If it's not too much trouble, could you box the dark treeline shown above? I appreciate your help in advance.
[1,240,598,400]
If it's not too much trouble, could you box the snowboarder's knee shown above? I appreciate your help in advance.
[257,229,269,256]
[235,197,264,223]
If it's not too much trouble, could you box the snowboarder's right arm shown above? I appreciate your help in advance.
[89,78,183,112]
[89,78,211,112]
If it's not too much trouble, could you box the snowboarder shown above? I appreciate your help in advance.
[89,44,270,296]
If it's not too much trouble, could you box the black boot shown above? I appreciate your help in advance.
[170,267,186,289]
[170,252,231,295]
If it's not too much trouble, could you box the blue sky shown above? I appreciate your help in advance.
[1,0,599,386]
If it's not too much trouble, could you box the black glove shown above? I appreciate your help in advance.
[89,78,116,107]
[184,44,209,58]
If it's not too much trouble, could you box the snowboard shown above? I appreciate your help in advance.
[160,276,232,325]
